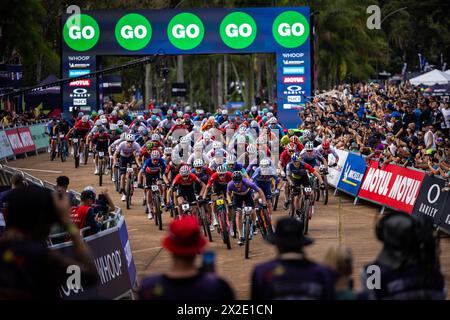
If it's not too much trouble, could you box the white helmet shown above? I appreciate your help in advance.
[98,110,104,116]
[303,130,311,138]
[305,141,314,151]
[250,120,259,128]
[125,133,135,142]
[111,110,118,116]
[251,106,257,112]
[95,120,102,126]
[120,132,127,140]
[247,144,257,154]
[198,109,205,115]
[221,109,228,115]
[109,124,118,131]
[81,115,89,123]
[164,147,172,155]
[268,117,277,124]
[193,159,204,167]
[137,115,145,121]
[117,120,124,126]
[216,165,227,174]
[213,141,222,149]
[151,133,160,141]
[180,165,191,176]
[203,132,211,141]
[101,118,108,124]
[260,158,270,168]
[267,112,274,118]
[226,154,236,164]
[100,114,106,120]
[177,111,183,118]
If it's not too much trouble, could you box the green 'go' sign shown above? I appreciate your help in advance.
[168,13,205,50]
[220,12,257,49]
[272,11,310,48]
[115,13,152,51]
[63,14,100,51]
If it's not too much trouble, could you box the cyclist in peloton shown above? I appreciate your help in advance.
[67,115,92,161]
[113,133,141,202]
[252,158,282,217]
[191,159,215,231]
[316,139,340,166]
[91,126,110,175]
[286,154,324,221]
[227,171,267,246]
[299,141,328,170]
[141,150,167,220]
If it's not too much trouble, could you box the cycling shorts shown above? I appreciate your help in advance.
[176,185,197,203]
[233,192,255,210]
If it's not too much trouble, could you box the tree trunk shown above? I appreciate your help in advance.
[36,53,43,83]
[145,62,153,103]
[210,57,218,110]
[256,54,262,101]
[231,59,245,105]
[218,58,223,107]
[224,55,228,104]
[265,55,274,103]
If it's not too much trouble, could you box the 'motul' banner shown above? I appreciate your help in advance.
[358,161,425,213]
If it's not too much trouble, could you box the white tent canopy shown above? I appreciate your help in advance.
[410,69,450,86]
[446,69,450,75]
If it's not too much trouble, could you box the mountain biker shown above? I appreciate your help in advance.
[252,158,282,216]
[114,133,141,202]
[300,141,328,170]
[91,126,110,175]
[141,150,167,220]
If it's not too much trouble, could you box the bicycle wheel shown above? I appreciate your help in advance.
[99,159,103,186]
[256,208,267,238]
[200,205,212,242]
[115,168,120,192]
[244,216,250,259]
[220,210,231,250]
[322,176,329,205]
[126,176,132,209]
[60,142,66,162]
[314,178,320,202]
[50,144,56,161]
[154,194,162,230]
[273,193,279,211]
[303,199,310,235]
[74,143,79,168]
[83,144,89,165]
[262,207,274,236]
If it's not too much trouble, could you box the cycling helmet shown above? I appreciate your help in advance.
[232,171,243,182]
[120,132,127,140]
[141,129,149,136]
[109,124,118,131]
[151,133,160,141]
[235,110,242,117]
[268,117,277,124]
[82,115,89,123]
[151,115,157,121]
[305,141,314,151]
[95,120,102,126]
[100,115,106,120]
[175,118,183,125]
[125,133,135,142]
[291,154,300,162]
[137,115,145,121]
[267,112,274,118]
[251,106,257,112]
[303,130,311,138]
[101,118,108,125]
[98,110,104,116]
[250,120,259,128]
[193,159,204,168]
[260,158,270,168]
[322,139,330,150]
[216,165,227,174]
[290,135,299,143]
[150,150,160,160]
[180,137,189,145]
[226,154,236,164]
[287,142,296,151]
[203,132,211,141]
[198,109,205,115]
[111,110,118,117]
[221,109,228,115]
[145,141,154,150]
[177,111,183,118]
[78,112,84,118]
[180,165,191,177]
[213,141,222,149]
[238,125,247,134]
[247,144,257,154]
[117,120,124,126]
[164,147,172,155]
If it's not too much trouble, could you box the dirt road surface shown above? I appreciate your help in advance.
[10,152,450,299]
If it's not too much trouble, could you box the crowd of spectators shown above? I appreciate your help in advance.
[0,110,47,127]
[299,82,449,180]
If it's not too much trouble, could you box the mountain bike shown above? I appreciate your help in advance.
[212,195,231,250]
[237,206,254,259]
[148,183,163,230]
[57,134,67,162]
[98,150,107,186]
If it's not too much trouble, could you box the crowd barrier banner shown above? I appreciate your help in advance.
[412,175,447,223]
[327,149,348,187]
[0,130,14,159]
[436,192,450,234]
[336,152,367,196]
[16,127,36,153]
[5,128,27,155]
[29,124,49,150]
[358,161,425,214]
[118,217,137,288]
[56,217,135,300]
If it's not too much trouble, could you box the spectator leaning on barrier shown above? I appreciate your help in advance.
[83,186,115,217]
[361,212,446,300]
[139,216,234,300]
[0,185,97,299]
[70,190,103,235]
[251,217,336,300]
[56,176,79,207]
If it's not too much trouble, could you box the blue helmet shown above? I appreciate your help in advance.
[234,110,242,117]
[292,154,300,162]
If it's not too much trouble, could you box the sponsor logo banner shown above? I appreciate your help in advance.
[69,79,91,86]
[283,59,304,65]
[0,130,14,159]
[69,63,90,68]
[287,95,302,103]
[412,175,447,221]
[336,153,367,196]
[283,66,305,74]
[327,149,348,188]
[73,98,87,106]
[69,69,91,77]
[29,124,50,150]
[358,161,425,213]
[282,76,304,84]
[5,128,35,155]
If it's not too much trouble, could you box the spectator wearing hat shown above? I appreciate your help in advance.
[83,186,115,218]
[0,186,97,299]
[361,212,446,300]
[139,216,234,300]
[251,217,335,300]
[55,176,79,207]
[70,190,103,235]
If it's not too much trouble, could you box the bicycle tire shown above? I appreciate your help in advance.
[99,159,103,186]
[200,205,212,242]
[154,194,162,230]
[322,175,329,205]
[60,142,66,162]
[50,144,56,161]
[273,194,279,211]
[74,143,79,168]
[303,199,310,235]
[126,177,132,209]
[83,144,89,165]
[256,208,267,238]
[220,210,231,250]
[244,215,250,259]
[115,168,120,192]
[262,207,274,235]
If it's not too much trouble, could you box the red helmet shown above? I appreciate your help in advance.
[322,139,330,150]
[183,114,190,119]
[287,142,296,151]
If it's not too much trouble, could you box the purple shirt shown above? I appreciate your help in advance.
[227,178,259,195]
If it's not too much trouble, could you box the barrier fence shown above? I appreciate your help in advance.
[0,164,138,299]
[331,150,450,235]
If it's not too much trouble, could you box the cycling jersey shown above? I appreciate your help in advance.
[191,167,213,184]
[279,149,294,168]
[116,141,140,158]
[299,149,326,167]
[227,179,259,196]
[74,120,92,132]
[92,132,109,151]
[286,161,315,180]
[172,173,201,187]
[207,172,233,187]
[315,145,339,159]
[165,162,181,181]
[109,139,123,152]
[142,158,167,176]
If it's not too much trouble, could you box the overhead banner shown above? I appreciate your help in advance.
[0,131,14,159]
[412,175,447,222]
[61,7,312,128]
[358,161,425,214]
[326,149,348,187]
[29,124,50,150]
[16,127,36,153]
[337,152,367,196]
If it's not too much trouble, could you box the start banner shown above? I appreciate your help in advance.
[358,161,425,214]
[326,149,348,188]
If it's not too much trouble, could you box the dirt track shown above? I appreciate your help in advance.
[9,152,450,299]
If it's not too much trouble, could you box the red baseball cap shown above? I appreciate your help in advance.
[162,216,207,256]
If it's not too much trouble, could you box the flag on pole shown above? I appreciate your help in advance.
[21,94,26,113]
[34,102,43,118]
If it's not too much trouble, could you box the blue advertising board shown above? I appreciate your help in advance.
[61,7,312,128]
[336,152,367,197]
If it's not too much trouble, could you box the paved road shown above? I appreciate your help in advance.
[10,152,450,299]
